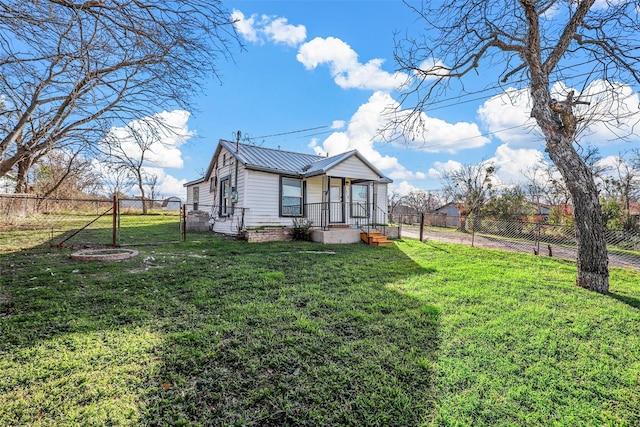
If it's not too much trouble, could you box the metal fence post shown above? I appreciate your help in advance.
[112,195,117,247]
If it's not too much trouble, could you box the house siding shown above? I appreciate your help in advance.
[185,140,392,237]
[376,183,389,224]
[186,182,211,210]
[306,176,324,204]
[211,147,246,235]
[243,170,293,228]
[326,156,381,181]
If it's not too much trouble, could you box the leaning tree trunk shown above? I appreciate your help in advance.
[15,155,34,193]
[545,135,609,293]
[530,83,609,293]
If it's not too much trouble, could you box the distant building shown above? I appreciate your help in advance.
[162,196,182,211]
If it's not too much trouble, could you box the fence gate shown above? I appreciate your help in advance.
[116,197,183,246]
[0,194,115,251]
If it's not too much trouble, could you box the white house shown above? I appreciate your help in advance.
[184,140,392,242]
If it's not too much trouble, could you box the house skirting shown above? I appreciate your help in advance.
[186,210,210,232]
[311,229,361,244]
[244,228,292,243]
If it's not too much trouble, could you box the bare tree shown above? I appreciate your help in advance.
[441,160,496,232]
[388,189,406,223]
[103,117,184,214]
[0,1,238,188]
[146,173,161,209]
[101,163,132,200]
[31,149,101,198]
[392,1,640,292]
[524,159,572,207]
[600,151,640,219]
[404,190,439,217]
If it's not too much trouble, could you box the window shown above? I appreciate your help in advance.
[351,183,368,217]
[192,186,199,211]
[209,176,216,192]
[219,177,230,216]
[281,177,303,217]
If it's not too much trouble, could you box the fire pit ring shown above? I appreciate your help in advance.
[70,248,139,262]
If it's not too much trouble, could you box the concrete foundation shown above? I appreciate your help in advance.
[186,210,210,232]
[311,229,362,244]
[385,226,401,239]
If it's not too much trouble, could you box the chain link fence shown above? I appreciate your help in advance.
[398,214,640,270]
[0,194,183,252]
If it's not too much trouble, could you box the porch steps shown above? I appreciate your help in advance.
[360,231,393,247]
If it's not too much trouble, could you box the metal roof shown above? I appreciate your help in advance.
[185,139,392,186]
[219,139,323,175]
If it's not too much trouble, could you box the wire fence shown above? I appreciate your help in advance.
[3,194,640,270]
[397,214,640,270]
[0,194,183,252]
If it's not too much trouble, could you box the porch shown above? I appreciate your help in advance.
[303,201,388,232]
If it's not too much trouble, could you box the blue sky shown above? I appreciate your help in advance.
[140,0,640,199]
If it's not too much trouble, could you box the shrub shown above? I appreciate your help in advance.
[291,218,313,241]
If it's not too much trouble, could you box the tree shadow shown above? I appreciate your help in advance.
[607,291,640,310]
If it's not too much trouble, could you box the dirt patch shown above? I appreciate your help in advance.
[70,248,139,262]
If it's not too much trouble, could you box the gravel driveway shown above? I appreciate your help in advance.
[400,225,640,271]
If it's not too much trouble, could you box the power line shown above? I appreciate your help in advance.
[251,125,329,140]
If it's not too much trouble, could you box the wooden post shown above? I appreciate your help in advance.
[181,204,187,242]
[112,195,117,247]
[419,212,425,242]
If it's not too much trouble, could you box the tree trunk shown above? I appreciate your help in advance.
[530,81,609,293]
[546,135,609,293]
[135,170,148,215]
[15,156,34,193]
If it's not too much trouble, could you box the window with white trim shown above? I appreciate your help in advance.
[219,177,230,217]
[193,186,199,211]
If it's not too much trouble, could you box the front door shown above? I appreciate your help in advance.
[329,177,343,223]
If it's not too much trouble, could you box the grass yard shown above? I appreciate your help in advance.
[0,212,181,251]
[1,234,639,426]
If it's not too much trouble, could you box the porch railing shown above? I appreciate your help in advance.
[304,202,388,231]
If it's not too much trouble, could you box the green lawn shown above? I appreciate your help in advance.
[0,212,181,251]
[1,235,639,426]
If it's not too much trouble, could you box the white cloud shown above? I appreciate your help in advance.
[390,180,421,197]
[477,87,541,148]
[397,114,491,153]
[296,37,407,91]
[232,10,306,47]
[312,91,494,183]
[489,144,544,185]
[99,110,193,199]
[142,167,187,199]
[428,160,463,180]
[572,80,640,144]
[231,10,260,43]
[478,81,640,149]
[264,17,306,47]
[107,110,194,169]
[312,91,425,180]
[331,120,345,130]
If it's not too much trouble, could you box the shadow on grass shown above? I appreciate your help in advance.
[1,213,184,252]
[0,238,440,426]
[607,291,640,310]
